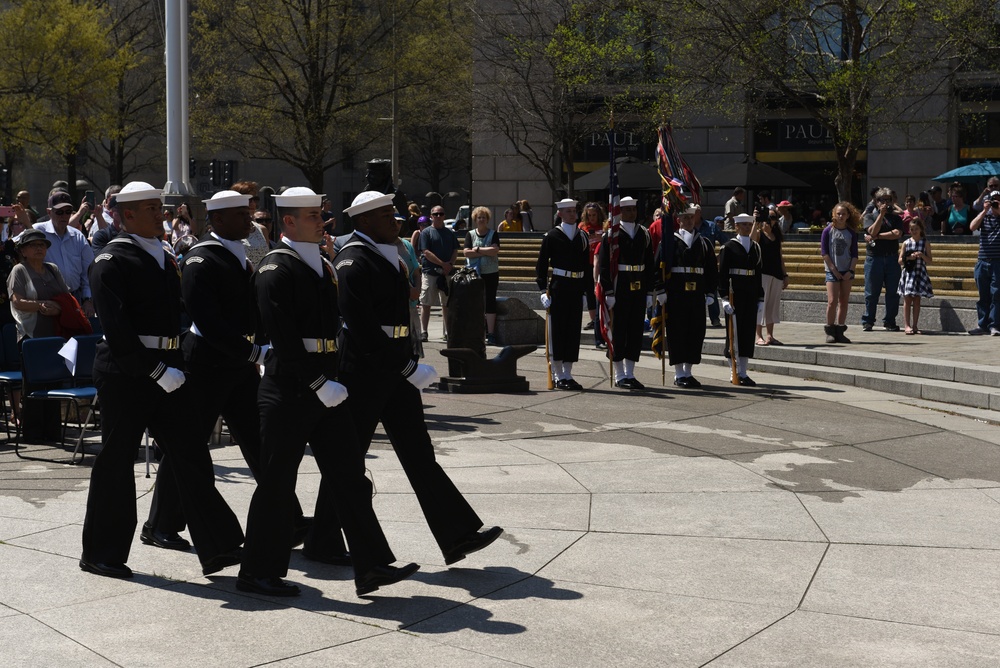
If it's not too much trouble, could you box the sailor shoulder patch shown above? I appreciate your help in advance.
[335,259,354,269]
[185,256,205,264]
[258,264,278,273]
[95,253,114,263]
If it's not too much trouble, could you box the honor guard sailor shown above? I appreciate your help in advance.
[597,196,655,389]
[718,213,764,386]
[238,187,416,597]
[335,191,503,567]
[81,181,244,579]
[535,198,593,390]
[656,204,718,388]
[141,190,314,554]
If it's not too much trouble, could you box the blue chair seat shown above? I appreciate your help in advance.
[0,370,22,383]
[32,387,98,401]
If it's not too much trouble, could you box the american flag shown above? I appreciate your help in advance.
[596,127,621,357]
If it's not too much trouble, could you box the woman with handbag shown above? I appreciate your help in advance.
[7,230,71,341]
[463,207,501,344]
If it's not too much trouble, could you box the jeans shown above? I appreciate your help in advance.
[974,259,1000,330]
[862,254,901,326]
[707,291,721,323]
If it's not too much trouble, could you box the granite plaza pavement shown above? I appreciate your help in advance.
[2,318,1000,667]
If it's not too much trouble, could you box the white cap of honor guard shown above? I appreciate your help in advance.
[555,198,577,209]
[733,213,754,224]
[203,190,251,211]
[273,187,325,208]
[344,191,395,217]
[117,181,163,203]
[619,196,638,207]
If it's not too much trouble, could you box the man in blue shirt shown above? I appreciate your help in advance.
[969,190,1000,335]
[33,191,95,317]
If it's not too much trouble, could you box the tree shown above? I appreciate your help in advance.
[191,0,460,192]
[472,0,672,197]
[0,0,119,195]
[674,0,986,202]
[83,0,166,188]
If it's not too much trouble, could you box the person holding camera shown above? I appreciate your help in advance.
[969,190,1000,335]
[750,207,789,346]
[417,205,458,342]
[861,187,903,331]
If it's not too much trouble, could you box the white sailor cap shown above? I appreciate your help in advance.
[203,190,251,211]
[555,198,578,209]
[274,186,325,208]
[733,213,755,224]
[619,196,638,207]
[344,190,395,217]
[680,204,699,216]
[116,181,163,203]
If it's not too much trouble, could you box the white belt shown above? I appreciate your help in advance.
[729,269,756,276]
[302,337,338,353]
[382,325,409,338]
[617,264,645,271]
[672,266,704,275]
[552,268,584,278]
[137,335,180,350]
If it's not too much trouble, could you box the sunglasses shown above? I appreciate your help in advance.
[431,212,444,216]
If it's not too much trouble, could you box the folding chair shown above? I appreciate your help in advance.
[14,337,98,464]
[0,323,22,439]
[68,333,103,464]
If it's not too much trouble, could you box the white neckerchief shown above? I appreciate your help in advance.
[559,222,578,240]
[211,232,248,268]
[282,237,323,277]
[736,234,751,253]
[353,230,399,271]
[130,234,165,269]
[678,228,694,247]
[620,222,637,238]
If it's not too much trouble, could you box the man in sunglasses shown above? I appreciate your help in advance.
[860,187,903,332]
[417,205,458,341]
[969,190,1000,335]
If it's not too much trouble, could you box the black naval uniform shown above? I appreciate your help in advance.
[535,225,593,363]
[82,235,244,569]
[718,236,764,359]
[144,237,308,538]
[658,229,718,365]
[239,242,395,580]
[598,224,655,361]
[335,232,484,553]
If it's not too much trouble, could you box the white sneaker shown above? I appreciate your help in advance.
[991,328,1000,336]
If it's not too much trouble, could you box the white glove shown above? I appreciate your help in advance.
[256,343,271,363]
[315,380,348,408]
[757,302,764,316]
[646,295,653,309]
[540,292,552,309]
[605,295,616,310]
[721,299,734,315]
[407,364,439,390]
[705,294,715,306]
[156,367,186,393]
[656,292,667,306]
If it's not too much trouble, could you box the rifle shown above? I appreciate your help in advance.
[728,286,739,385]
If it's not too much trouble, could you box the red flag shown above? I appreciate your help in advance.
[597,128,621,357]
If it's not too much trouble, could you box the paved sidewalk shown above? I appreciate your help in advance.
[2,323,1000,666]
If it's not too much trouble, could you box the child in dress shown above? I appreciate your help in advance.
[898,218,933,334]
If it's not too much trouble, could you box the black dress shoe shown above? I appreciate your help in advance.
[301,548,353,567]
[355,562,420,596]
[615,378,635,389]
[562,378,583,391]
[628,377,645,390]
[738,375,757,387]
[140,523,191,551]
[202,547,242,576]
[79,558,133,579]
[236,574,301,597]
[290,516,314,549]
[673,377,692,388]
[686,376,702,388]
[443,526,504,565]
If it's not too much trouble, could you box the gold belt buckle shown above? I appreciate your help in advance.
[685,281,697,291]
[314,339,337,353]
[395,325,409,338]
[630,281,642,291]
[163,337,178,350]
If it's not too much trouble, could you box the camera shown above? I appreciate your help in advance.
[990,200,1000,209]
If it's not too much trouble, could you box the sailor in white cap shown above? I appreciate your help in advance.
[718,213,764,386]
[535,198,591,390]
[141,190,311,555]
[335,191,503,567]
[597,195,655,389]
[239,187,416,597]
[655,203,718,388]
[82,181,244,580]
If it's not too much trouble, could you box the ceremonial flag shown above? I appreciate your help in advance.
[596,125,621,358]
[657,124,702,213]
